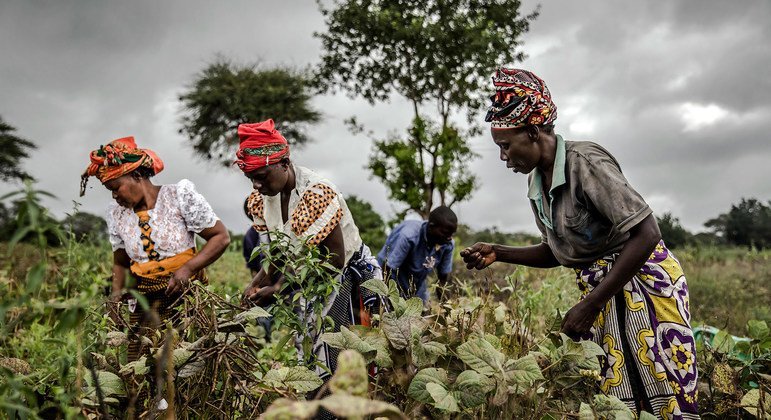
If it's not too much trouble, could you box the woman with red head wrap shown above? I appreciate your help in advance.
[236,119,385,381]
[82,137,230,370]
[462,69,698,418]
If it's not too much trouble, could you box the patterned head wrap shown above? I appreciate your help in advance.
[234,119,290,173]
[485,68,557,129]
[80,136,164,196]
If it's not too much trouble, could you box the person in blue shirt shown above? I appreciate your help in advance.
[377,206,457,304]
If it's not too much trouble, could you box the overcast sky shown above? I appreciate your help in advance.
[1,0,769,236]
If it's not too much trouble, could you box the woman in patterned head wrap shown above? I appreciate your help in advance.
[236,119,384,380]
[82,137,230,365]
[461,69,698,418]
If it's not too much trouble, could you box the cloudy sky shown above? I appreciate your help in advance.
[1,0,769,236]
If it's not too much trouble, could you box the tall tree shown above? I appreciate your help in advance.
[0,116,37,182]
[316,0,537,218]
[179,59,321,166]
[705,198,771,248]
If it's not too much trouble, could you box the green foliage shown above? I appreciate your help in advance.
[61,211,108,244]
[256,232,342,367]
[178,58,321,166]
[455,223,541,247]
[656,212,692,249]
[679,246,770,333]
[2,193,770,418]
[1,181,62,249]
[705,197,771,249]
[316,0,537,114]
[369,117,477,218]
[316,0,537,217]
[696,320,771,418]
[0,115,37,182]
[345,195,386,251]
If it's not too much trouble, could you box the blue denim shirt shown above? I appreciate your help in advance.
[376,220,454,303]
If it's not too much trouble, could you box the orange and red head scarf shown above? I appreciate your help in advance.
[80,136,164,196]
[234,119,290,173]
[485,68,557,129]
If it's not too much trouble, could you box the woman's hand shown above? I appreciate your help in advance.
[560,298,602,338]
[460,242,497,269]
[243,283,279,307]
[167,266,193,296]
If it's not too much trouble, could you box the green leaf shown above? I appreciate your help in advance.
[7,225,32,251]
[412,338,446,369]
[455,370,494,408]
[119,357,149,376]
[262,398,321,420]
[639,411,658,420]
[263,366,323,393]
[234,306,271,323]
[320,326,377,362]
[329,350,368,397]
[381,312,412,350]
[25,262,46,295]
[713,330,735,354]
[588,394,635,419]
[426,382,460,412]
[360,278,389,297]
[172,348,194,368]
[320,394,407,419]
[741,389,771,417]
[84,370,126,398]
[503,354,544,391]
[578,339,605,371]
[747,320,769,341]
[400,297,424,317]
[408,368,449,403]
[578,402,594,420]
[350,325,393,368]
[456,337,505,376]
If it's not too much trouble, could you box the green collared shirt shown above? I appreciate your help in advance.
[526,136,652,267]
[527,135,567,230]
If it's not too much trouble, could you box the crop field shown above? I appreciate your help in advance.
[1,224,769,419]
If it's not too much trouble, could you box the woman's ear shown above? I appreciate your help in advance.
[527,125,540,141]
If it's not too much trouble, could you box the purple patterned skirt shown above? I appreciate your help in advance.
[574,241,699,419]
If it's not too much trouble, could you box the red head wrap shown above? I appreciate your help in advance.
[485,68,557,129]
[80,136,164,196]
[234,119,290,173]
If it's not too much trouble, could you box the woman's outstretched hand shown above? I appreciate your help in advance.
[460,242,497,270]
[560,298,602,338]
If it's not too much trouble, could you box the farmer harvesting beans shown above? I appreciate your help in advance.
[461,68,698,418]
[236,119,383,379]
[80,136,230,361]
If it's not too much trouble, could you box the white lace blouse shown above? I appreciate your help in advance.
[106,179,219,263]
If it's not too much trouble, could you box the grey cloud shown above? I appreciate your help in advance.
[1,0,770,239]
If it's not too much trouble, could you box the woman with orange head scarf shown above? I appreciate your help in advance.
[82,136,230,362]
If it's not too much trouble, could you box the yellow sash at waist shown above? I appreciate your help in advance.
[130,248,206,293]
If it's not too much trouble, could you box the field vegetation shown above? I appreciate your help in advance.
[1,185,769,419]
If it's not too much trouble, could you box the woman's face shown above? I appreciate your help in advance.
[103,174,142,208]
[245,162,289,196]
[491,127,542,175]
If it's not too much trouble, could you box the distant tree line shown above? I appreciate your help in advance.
[657,198,771,249]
